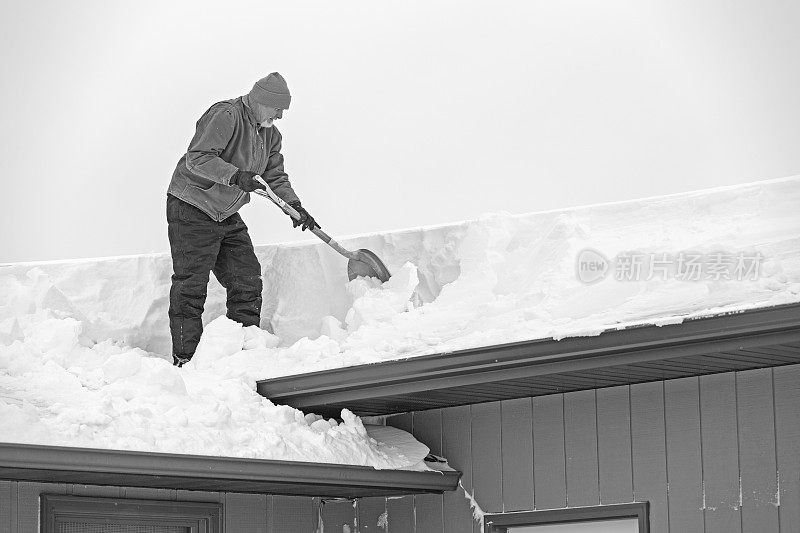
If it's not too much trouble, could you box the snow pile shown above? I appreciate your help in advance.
[1,175,799,461]
[0,308,427,468]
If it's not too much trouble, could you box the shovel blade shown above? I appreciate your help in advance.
[347,249,391,283]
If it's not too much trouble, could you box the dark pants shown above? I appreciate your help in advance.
[167,194,263,359]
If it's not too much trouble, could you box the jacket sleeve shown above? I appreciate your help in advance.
[263,128,300,204]
[184,105,239,185]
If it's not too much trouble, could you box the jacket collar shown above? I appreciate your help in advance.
[241,95,260,127]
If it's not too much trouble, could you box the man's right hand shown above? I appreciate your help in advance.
[288,201,320,231]
[230,170,266,192]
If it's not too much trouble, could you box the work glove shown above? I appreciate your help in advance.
[230,169,266,192]
[288,201,320,232]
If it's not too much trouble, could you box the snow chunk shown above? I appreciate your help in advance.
[23,313,82,354]
[191,316,245,367]
[345,262,419,330]
[0,317,22,346]
[243,325,279,350]
[102,351,142,381]
[319,316,347,343]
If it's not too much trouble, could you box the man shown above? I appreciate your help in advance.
[166,72,318,367]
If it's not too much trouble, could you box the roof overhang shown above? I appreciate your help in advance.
[257,303,800,417]
[0,443,460,498]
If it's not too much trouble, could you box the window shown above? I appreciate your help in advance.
[505,518,638,533]
[41,495,222,533]
[484,503,648,533]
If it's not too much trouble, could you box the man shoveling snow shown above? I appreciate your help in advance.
[166,72,320,367]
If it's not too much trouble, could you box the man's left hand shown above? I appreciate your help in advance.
[288,201,320,231]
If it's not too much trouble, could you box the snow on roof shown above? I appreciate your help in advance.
[1,175,798,463]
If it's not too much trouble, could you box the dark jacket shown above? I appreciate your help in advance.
[167,97,299,221]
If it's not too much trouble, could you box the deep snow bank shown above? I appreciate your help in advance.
[1,176,799,462]
[4,176,798,363]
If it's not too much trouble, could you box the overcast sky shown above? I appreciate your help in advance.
[2,0,798,263]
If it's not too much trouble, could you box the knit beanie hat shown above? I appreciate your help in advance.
[248,72,291,109]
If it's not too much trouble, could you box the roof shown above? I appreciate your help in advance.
[257,303,800,417]
[0,443,460,498]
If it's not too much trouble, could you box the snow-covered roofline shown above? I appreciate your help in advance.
[257,302,800,416]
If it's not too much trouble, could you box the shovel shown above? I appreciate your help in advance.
[253,176,391,283]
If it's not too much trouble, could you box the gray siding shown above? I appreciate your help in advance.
[2,364,798,532]
[391,363,799,533]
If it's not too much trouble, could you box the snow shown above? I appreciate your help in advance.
[1,175,799,464]
[0,309,428,469]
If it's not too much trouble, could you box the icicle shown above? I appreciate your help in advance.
[316,498,325,533]
[460,480,486,529]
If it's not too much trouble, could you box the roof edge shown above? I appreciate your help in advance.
[0,442,460,498]
[257,302,800,416]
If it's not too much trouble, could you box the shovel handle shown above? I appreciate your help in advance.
[252,176,357,260]
[252,176,302,219]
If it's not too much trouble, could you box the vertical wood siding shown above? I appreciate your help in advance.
[321,498,356,532]
[358,497,387,533]
[596,386,633,505]
[387,495,415,533]
[387,412,416,533]
[224,492,268,532]
[563,389,599,508]
[630,381,669,532]
[531,394,567,510]
[413,409,444,533]
[441,404,474,533]
[471,402,503,513]
[736,368,780,531]
[500,397,534,511]
[699,372,742,533]
[407,364,799,533]
[0,480,12,533]
[664,377,704,533]
[774,364,800,531]
[269,495,318,533]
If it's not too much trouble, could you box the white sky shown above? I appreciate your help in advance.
[1,0,798,263]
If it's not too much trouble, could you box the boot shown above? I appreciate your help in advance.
[172,354,191,368]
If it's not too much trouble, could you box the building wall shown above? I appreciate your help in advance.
[2,364,798,532]
[384,363,800,533]
[0,482,320,533]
